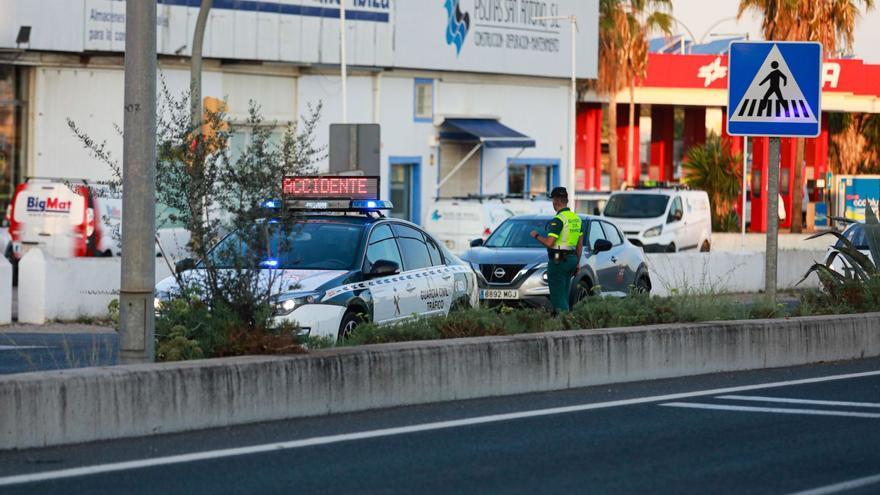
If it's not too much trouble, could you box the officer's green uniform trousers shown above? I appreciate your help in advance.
[545,208,583,313]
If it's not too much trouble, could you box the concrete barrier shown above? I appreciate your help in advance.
[647,250,826,296]
[2,313,879,450]
[18,249,174,323]
[712,233,831,252]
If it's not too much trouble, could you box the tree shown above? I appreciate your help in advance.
[68,81,326,359]
[682,135,743,232]
[595,0,672,191]
[738,0,875,232]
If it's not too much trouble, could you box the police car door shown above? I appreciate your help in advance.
[391,224,445,318]
[363,224,407,325]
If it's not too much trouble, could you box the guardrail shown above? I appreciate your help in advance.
[2,313,878,450]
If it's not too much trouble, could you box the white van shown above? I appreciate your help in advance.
[7,178,121,260]
[423,199,515,254]
[6,178,192,262]
[603,187,712,252]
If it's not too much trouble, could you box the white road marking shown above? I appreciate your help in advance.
[2,368,880,486]
[717,395,880,409]
[786,473,880,495]
[661,402,880,418]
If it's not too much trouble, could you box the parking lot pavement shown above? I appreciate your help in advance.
[0,329,117,375]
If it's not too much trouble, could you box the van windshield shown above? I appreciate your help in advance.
[485,219,548,248]
[604,194,670,219]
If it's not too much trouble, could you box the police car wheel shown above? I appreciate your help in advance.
[337,310,364,343]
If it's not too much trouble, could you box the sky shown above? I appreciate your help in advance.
[670,0,880,63]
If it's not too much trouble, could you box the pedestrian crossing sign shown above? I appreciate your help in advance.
[727,41,822,137]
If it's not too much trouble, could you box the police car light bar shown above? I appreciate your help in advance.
[282,176,391,211]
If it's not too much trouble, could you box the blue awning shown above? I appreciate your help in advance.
[441,118,536,149]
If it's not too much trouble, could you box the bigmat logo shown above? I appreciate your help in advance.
[444,0,470,55]
[26,197,73,213]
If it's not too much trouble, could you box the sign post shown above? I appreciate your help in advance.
[727,41,822,301]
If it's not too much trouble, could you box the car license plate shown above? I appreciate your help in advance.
[480,289,519,300]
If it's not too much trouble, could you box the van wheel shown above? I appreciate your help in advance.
[337,310,365,344]
[666,243,676,253]
[700,240,711,252]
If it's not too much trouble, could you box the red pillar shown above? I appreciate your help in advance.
[650,105,675,182]
[751,137,770,233]
[778,138,798,229]
[682,106,707,161]
[616,103,641,186]
[576,103,603,191]
[806,113,830,200]
[720,109,744,157]
[721,109,746,220]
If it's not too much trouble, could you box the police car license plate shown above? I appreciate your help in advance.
[480,289,519,300]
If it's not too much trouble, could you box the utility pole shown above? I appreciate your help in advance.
[191,0,214,129]
[765,137,780,302]
[340,0,348,123]
[120,0,157,364]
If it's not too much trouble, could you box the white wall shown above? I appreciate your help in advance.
[647,250,825,297]
[18,249,173,323]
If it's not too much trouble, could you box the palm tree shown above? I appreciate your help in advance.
[682,135,743,232]
[738,0,875,232]
[595,0,672,191]
[622,1,672,187]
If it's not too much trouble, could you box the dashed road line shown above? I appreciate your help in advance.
[660,402,880,419]
[717,395,880,409]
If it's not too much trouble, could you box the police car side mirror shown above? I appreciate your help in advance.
[175,258,196,274]
[470,238,484,248]
[367,259,400,279]
[593,239,613,254]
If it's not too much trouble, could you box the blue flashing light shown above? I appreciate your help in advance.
[262,200,278,209]
[267,218,280,224]
[350,199,392,210]
[261,259,280,268]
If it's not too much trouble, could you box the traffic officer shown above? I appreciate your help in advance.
[530,187,584,313]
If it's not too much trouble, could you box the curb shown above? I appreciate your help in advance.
[2,313,879,450]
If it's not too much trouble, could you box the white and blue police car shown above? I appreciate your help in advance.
[154,176,478,342]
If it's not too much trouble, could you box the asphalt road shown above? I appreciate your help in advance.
[0,332,117,375]
[2,358,880,494]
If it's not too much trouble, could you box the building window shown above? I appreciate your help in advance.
[507,161,558,198]
[414,79,433,122]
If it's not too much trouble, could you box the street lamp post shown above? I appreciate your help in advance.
[340,1,348,123]
[536,15,578,195]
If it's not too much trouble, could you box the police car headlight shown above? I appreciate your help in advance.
[541,270,548,284]
[153,297,162,311]
[274,292,324,316]
[644,225,663,238]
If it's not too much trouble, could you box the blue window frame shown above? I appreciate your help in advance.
[389,156,422,224]
[506,158,560,198]
[413,78,434,123]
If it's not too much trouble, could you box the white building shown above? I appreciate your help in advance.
[0,0,598,225]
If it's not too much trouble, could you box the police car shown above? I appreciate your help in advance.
[154,176,478,342]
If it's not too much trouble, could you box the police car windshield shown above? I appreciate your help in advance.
[604,194,670,219]
[210,221,365,270]
[485,219,547,248]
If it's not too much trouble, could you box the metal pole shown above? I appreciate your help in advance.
[741,136,748,250]
[569,16,577,194]
[340,1,348,123]
[190,0,213,130]
[765,137,780,302]
[120,0,157,363]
